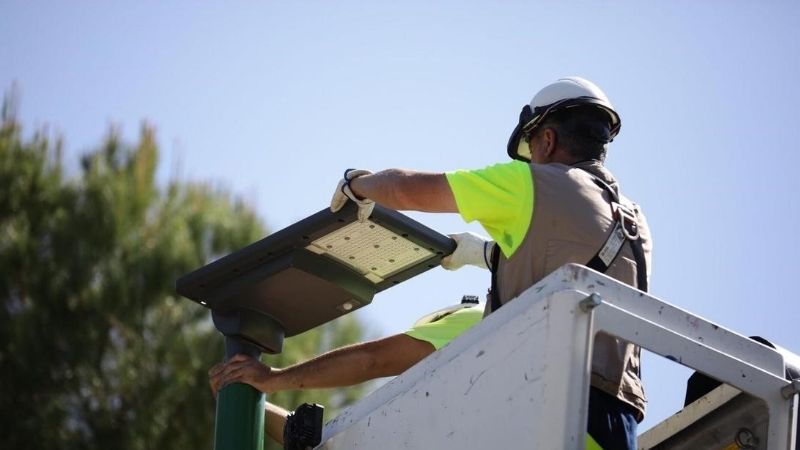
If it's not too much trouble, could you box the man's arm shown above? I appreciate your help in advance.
[265,402,289,445]
[268,334,434,391]
[209,333,434,395]
[348,169,458,213]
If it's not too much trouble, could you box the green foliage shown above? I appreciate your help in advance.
[0,97,370,450]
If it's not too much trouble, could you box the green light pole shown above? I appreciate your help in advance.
[211,309,285,450]
[213,339,265,450]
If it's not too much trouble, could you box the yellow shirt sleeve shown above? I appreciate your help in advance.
[403,306,483,350]
[445,161,534,258]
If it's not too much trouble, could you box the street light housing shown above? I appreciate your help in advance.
[176,202,455,354]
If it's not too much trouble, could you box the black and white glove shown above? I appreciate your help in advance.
[441,232,494,271]
[330,169,375,223]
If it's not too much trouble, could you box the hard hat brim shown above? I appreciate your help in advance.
[506,120,530,162]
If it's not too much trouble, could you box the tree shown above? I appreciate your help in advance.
[0,95,370,450]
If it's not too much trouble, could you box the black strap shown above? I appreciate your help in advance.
[586,222,627,274]
[489,244,502,312]
[630,237,649,292]
[587,176,649,293]
[585,177,626,276]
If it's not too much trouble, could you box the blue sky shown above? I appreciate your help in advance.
[3,1,799,431]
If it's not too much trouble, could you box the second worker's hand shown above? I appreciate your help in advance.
[208,354,276,396]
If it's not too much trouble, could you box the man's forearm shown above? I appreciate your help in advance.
[267,334,434,392]
[265,402,289,445]
[269,343,382,391]
[349,169,458,213]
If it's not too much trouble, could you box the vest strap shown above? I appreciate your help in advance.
[489,243,502,312]
[630,235,649,292]
[586,176,649,293]
[586,222,627,270]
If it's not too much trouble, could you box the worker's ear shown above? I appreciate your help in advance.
[541,128,558,159]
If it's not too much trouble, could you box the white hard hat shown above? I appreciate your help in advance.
[507,77,621,161]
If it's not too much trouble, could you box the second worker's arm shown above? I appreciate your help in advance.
[265,402,289,445]
[209,333,435,395]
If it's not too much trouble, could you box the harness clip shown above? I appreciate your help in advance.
[612,202,640,240]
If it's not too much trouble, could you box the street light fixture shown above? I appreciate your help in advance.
[176,202,454,450]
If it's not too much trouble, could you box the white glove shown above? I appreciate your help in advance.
[330,169,375,223]
[441,232,494,271]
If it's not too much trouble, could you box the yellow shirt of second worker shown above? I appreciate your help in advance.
[404,305,483,350]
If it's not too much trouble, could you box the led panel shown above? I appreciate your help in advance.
[306,220,435,283]
[176,202,454,350]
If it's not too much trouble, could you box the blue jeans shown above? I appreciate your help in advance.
[587,387,638,450]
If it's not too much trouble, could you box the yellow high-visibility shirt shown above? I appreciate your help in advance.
[404,305,482,350]
[445,161,534,258]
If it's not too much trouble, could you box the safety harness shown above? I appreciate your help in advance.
[489,170,648,313]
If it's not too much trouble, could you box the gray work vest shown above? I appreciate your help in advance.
[486,160,653,420]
